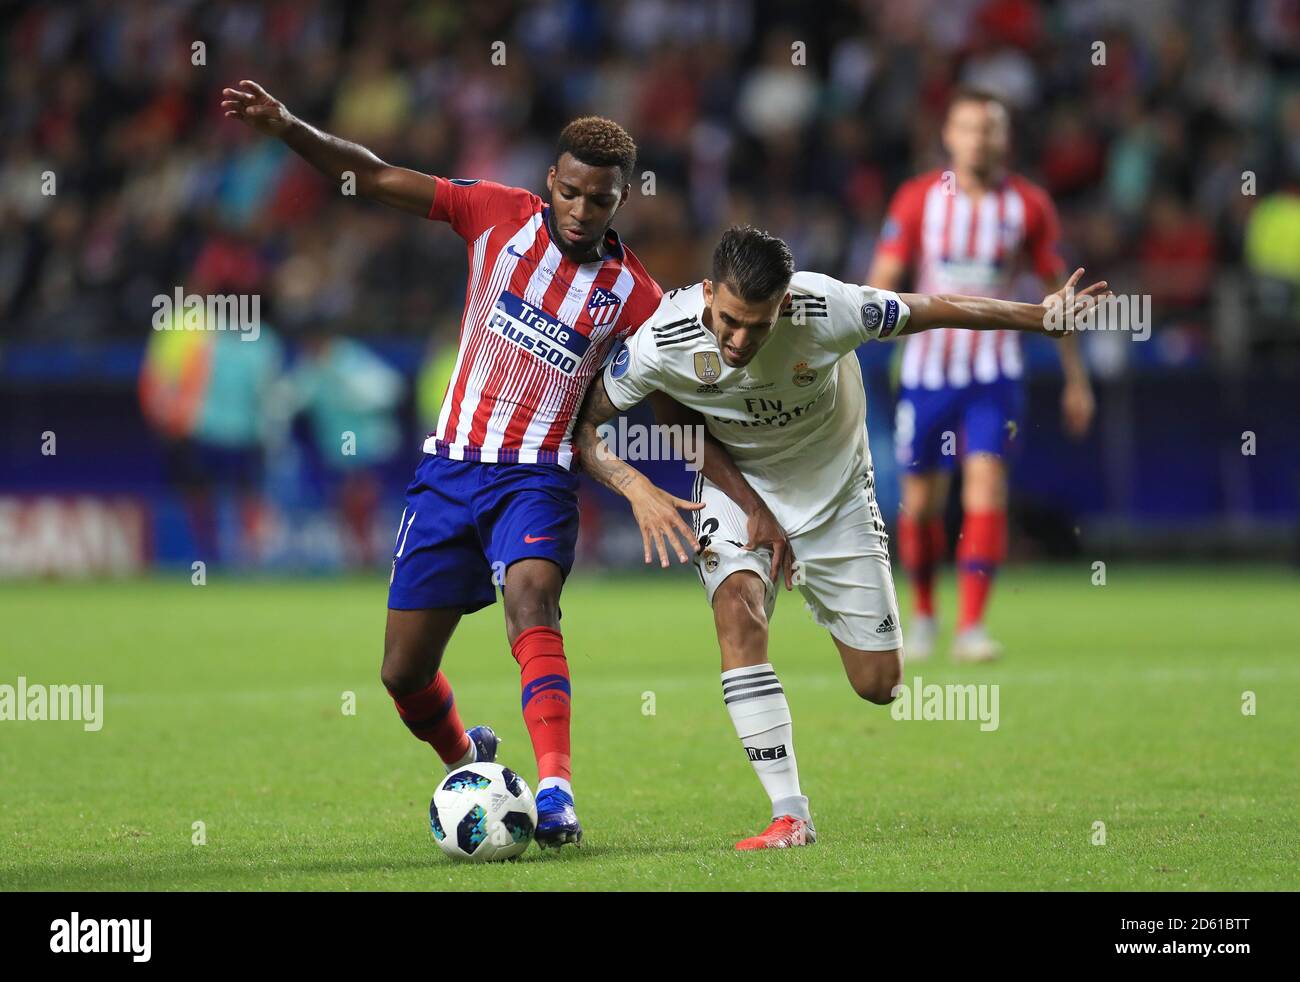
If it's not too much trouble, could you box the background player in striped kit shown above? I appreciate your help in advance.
[868,88,1096,662]
[222,80,689,847]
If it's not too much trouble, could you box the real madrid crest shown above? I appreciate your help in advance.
[694,351,722,384]
[792,360,817,386]
[703,551,720,574]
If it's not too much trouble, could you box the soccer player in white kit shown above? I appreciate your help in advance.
[574,226,1106,850]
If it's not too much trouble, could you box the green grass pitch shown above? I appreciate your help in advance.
[1,566,1296,891]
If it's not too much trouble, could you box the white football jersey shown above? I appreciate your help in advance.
[603,272,909,534]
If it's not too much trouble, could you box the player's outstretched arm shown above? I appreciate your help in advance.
[897,267,1110,337]
[573,376,702,569]
[221,79,437,217]
[647,393,796,591]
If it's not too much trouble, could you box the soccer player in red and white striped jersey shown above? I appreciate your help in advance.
[223,81,687,847]
[868,88,1095,662]
[428,172,659,467]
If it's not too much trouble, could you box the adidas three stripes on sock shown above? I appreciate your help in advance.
[721,663,810,823]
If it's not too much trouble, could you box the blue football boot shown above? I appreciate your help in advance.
[534,786,583,848]
[445,725,499,772]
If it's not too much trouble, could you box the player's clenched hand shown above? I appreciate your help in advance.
[221,80,293,136]
[745,504,795,591]
[626,479,703,569]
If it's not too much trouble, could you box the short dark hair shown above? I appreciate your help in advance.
[711,225,795,303]
[556,116,637,186]
[946,86,1009,118]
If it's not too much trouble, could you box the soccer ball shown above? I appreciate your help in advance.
[429,763,537,862]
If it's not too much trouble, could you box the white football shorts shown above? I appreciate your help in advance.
[689,469,904,652]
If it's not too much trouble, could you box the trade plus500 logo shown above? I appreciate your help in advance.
[488,291,590,376]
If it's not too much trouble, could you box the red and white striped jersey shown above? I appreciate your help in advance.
[425,177,661,468]
[876,169,1062,390]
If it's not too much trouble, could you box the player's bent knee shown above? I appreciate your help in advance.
[505,590,559,624]
[851,648,903,705]
[503,588,561,638]
[382,608,460,695]
[379,651,431,697]
[503,562,563,638]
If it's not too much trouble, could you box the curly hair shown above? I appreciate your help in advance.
[555,116,637,186]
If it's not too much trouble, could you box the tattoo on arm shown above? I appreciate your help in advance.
[581,374,621,428]
[574,377,643,497]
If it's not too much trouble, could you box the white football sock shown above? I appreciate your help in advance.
[538,777,572,797]
[721,663,810,823]
[447,736,476,769]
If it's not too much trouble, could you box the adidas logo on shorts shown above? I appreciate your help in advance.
[876,614,897,634]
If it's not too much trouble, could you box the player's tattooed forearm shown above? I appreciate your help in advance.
[581,378,620,428]
[575,419,639,497]
[574,378,631,489]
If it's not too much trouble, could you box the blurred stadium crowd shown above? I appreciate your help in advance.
[5,0,1299,348]
[1,0,1298,572]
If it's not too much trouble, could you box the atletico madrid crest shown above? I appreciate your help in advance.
[586,287,623,327]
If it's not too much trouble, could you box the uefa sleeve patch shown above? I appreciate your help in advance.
[860,302,883,335]
[610,342,631,380]
[857,303,889,338]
